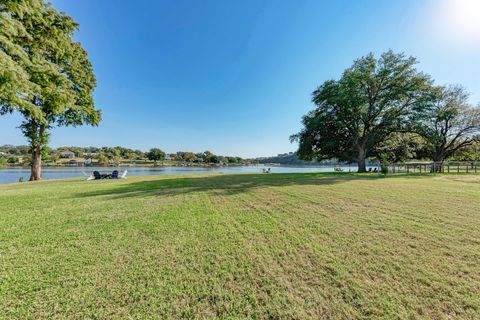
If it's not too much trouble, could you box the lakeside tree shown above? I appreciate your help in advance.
[202,150,220,164]
[48,150,60,164]
[126,152,138,161]
[373,133,429,164]
[291,51,432,172]
[147,148,165,165]
[0,1,101,180]
[416,86,480,163]
[176,151,197,163]
[96,153,109,166]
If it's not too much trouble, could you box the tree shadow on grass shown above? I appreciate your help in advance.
[76,172,430,200]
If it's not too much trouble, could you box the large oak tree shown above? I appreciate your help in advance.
[417,86,480,163]
[0,0,100,180]
[291,51,432,172]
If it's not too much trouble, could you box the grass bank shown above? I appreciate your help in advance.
[1,173,479,318]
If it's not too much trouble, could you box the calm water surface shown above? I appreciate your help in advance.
[0,165,371,184]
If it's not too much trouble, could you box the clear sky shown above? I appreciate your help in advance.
[1,0,479,157]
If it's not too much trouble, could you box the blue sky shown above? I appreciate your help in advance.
[1,0,479,157]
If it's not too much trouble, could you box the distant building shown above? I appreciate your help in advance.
[60,151,75,159]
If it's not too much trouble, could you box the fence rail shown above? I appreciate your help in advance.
[386,162,480,174]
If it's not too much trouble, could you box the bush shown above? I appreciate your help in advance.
[380,154,389,175]
[381,164,389,175]
[18,177,24,183]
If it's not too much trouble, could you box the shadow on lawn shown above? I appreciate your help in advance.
[77,172,429,200]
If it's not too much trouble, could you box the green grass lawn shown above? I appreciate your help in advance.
[1,173,479,319]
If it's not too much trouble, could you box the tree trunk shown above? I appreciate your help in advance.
[29,125,45,181]
[433,153,445,163]
[29,145,42,181]
[432,152,445,173]
[357,147,367,173]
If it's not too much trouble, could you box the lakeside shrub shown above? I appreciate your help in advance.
[380,154,389,175]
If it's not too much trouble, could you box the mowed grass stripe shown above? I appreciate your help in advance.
[1,173,479,319]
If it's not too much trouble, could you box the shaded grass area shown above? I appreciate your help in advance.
[1,173,480,319]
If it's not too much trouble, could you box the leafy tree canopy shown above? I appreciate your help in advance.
[373,132,429,163]
[291,51,433,172]
[416,86,480,162]
[0,0,101,180]
[146,148,165,164]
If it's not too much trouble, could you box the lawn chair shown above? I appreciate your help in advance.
[93,171,102,180]
[111,170,119,179]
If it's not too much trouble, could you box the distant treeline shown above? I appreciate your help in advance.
[0,145,341,166]
[0,145,251,166]
[255,152,343,165]
[2,144,478,168]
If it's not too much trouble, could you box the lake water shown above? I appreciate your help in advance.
[0,165,372,184]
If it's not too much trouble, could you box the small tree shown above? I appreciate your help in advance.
[147,148,165,165]
[112,156,122,167]
[291,51,432,172]
[126,152,138,161]
[203,151,216,163]
[417,86,480,163]
[7,157,17,165]
[183,152,197,163]
[49,151,60,165]
[96,153,109,166]
[380,154,389,175]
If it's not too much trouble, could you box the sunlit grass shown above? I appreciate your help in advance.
[1,173,479,318]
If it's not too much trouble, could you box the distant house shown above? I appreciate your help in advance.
[60,151,75,159]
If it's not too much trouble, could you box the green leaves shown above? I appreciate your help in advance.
[292,51,432,169]
[293,51,480,166]
[147,148,166,164]
[0,0,100,127]
[417,86,480,161]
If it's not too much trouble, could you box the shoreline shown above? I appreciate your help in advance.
[0,163,360,169]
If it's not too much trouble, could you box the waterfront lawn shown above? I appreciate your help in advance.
[1,173,479,319]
